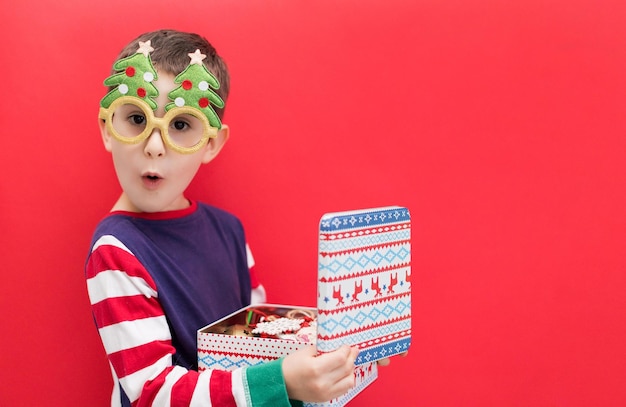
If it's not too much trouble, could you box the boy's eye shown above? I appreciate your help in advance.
[172,120,190,131]
[129,114,146,125]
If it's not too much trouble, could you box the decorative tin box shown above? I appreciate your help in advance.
[317,206,411,365]
[197,304,377,407]
[197,206,411,405]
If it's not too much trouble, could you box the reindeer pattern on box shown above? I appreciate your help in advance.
[317,206,411,365]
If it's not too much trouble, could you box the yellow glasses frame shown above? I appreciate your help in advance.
[98,96,219,155]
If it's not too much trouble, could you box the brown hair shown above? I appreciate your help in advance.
[110,29,230,119]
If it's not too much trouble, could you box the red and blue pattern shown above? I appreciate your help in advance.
[317,206,411,365]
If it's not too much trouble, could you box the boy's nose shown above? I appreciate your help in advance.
[144,128,166,157]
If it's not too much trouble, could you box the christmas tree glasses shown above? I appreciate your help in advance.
[99,96,218,154]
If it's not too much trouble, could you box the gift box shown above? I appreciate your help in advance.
[198,206,411,406]
[197,304,378,407]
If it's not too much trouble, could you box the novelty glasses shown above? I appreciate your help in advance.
[99,96,218,154]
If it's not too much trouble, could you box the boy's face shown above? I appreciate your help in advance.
[99,72,228,213]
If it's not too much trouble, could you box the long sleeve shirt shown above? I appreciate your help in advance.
[85,201,296,406]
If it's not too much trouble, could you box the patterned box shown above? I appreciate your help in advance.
[317,206,411,365]
[198,304,377,407]
[197,205,411,405]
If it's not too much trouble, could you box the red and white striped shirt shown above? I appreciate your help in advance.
[86,202,294,407]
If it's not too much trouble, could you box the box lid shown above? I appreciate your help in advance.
[316,206,412,365]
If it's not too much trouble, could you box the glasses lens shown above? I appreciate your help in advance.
[110,102,150,140]
[167,111,207,149]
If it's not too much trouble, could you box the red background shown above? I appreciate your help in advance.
[1,0,625,405]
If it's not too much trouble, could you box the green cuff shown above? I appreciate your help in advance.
[244,358,303,407]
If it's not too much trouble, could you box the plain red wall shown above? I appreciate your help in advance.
[2,0,626,405]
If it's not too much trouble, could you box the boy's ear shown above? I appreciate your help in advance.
[99,118,113,152]
[202,124,230,164]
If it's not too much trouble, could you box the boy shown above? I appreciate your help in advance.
[86,29,359,407]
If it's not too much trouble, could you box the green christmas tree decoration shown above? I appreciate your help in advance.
[100,41,159,110]
[166,49,224,129]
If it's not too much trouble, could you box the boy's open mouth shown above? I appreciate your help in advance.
[142,172,163,189]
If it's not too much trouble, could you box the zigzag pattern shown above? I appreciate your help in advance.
[318,245,410,275]
[317,315,411,340]
[316,322,412,352]
[319,228,411,251]
[199,354,268,370]
[199,335,410,370]
[320,239,411,260]
[318,291,410,315]
[318,262,411,283]
[197,345,306,358]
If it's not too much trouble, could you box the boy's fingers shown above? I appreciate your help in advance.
[377,357,391,366]
[348,346,359,363]
[300,344,318,357]
[377,350,409,366]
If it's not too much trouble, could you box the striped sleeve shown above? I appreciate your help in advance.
[87,234,288,407]
[246,244,266,305]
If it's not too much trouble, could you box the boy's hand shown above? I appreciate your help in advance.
[282,345,359,402]
[377,351,409,366]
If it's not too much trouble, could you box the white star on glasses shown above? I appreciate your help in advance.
[136,40,154,57]
[188,49,207,65]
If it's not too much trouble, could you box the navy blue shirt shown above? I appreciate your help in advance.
[90,200,252,370]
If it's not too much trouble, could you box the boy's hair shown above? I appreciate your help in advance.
[110,29,230,120]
